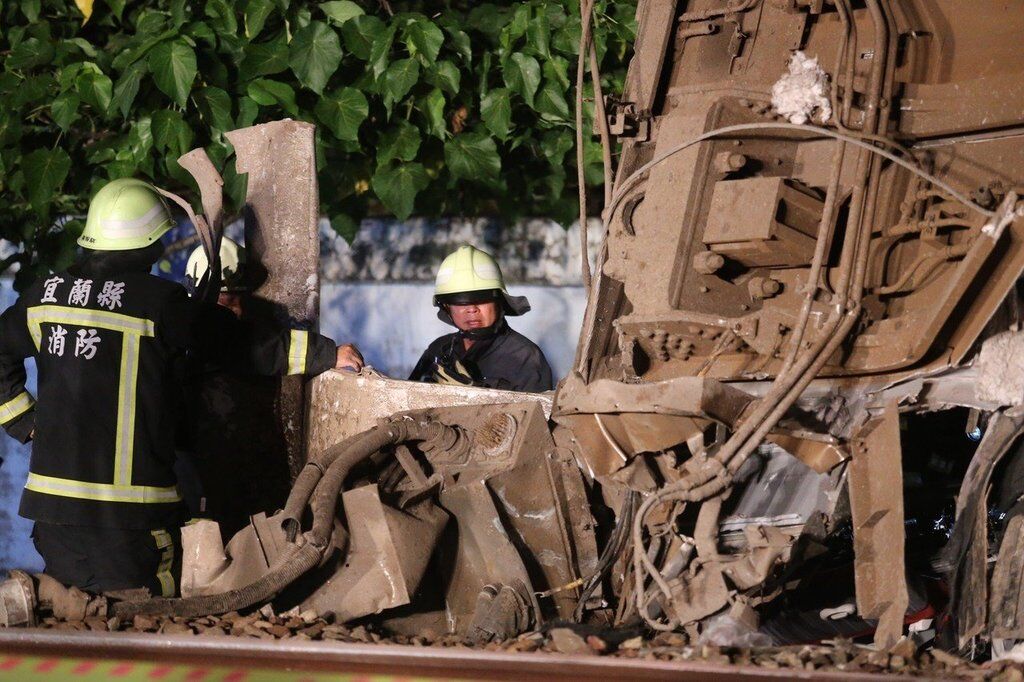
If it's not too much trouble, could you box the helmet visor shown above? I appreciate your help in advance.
[435,289,502,307]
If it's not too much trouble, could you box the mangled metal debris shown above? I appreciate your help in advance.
[9,0,1024,668]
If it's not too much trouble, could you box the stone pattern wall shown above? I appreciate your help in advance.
[319,217,603,285]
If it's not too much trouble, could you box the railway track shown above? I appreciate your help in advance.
[0,629,889,681]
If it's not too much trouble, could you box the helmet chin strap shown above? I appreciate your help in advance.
[459,325,499,341]
[451,308,504,341]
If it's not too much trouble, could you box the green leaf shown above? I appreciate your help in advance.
[501,4,530,49]
[371,163,429,221]
[247,78,298,116]
[526,10,551,58]
[543,55,570,91]
[427,60,460,95]
[12,74,53,110]
[221,161,249,214]
[369,24,396,77]
[422,87,446,139]
[204,0,238,35]
[57,64,83,93]
[502,52,541,107]
[340,15,385,61]
[314,87,368,141]
[443,24,472,64]
[294,7,314,29]
[467,4,509,40]
[152,109,194,157]
[20,0,41,23]
[540,129,573,166]
[445,132,501,183]
[552,14,581,55]
[184,21,215,46]
[136,8,167,33]
[321,0,363,26]
[289,20,343,94]
[68,38,99,59]
[127,116,154,165]
[378,120,421,165]
[148,39,197,107]
[239,36,289,81]
[382,58,420,106]
[112,28,178,72]
[194,86,233,132]
[329,213,359,242]
[22,148,71,214]
[245,0,275,37]
[535,80,570,120]
[6,37,54,70]
[111,61,147,119]
[237,96,260,128]
[106,0,127,20]
[50,93,80,132]
[481,88,512,139]
[166,0,186,27]
[404,18,444,65]
[75,69,113,114]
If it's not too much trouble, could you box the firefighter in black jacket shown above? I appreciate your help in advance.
[0,178,362,597]
[409,245,553,392]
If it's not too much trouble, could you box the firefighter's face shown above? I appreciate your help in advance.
[449,300,498,331]
[217,292,244,319]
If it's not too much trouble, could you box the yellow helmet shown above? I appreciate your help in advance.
[185,237,247,294]
[79,178,174,250]
[433,246,530,324]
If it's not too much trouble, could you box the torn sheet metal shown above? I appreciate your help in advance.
[552,374,754,477]
[719,443,834,540]
[396,402,596,631]
[181,486,446,622]
[990,513,1024,639]
[849,399,908,649]
[294,486,448,621]
[946,407,1024,646]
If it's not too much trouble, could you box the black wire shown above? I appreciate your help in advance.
[574,490,640,621]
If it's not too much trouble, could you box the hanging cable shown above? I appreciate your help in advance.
[575,0,596,290]
[606,122,996,224]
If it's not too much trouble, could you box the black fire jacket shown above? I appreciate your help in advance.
[0,255,337,529]
[408,321,554,393]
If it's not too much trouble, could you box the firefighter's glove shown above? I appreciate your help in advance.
[434,359,475,386]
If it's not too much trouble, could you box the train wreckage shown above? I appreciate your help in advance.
[5,0,1024,661]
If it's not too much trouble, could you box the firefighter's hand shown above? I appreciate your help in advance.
[434,359,475,386]
[335,344,364,372]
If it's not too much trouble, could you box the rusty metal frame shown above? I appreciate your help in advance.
[848,398,907,649]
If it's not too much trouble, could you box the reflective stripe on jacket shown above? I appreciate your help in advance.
[0,264,337,529]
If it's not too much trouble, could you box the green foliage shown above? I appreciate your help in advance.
[0,0,636,287]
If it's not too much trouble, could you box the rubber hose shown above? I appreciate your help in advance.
[308,420,449,545]
[281,464,322,542]
[111,540,322,620]
[119,420,456,620]
[280,426,408,540]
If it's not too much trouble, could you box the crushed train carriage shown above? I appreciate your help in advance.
[9,0,1024,658]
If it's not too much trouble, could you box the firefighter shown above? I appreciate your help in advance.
[178,237,362,537]
[0,178,361,597]
[184,235,249,318]
[409,245,553,392]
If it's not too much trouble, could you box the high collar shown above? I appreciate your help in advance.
[70,242,163,279]
[456,316,508,342]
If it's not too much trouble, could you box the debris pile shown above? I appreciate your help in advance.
[25,610,1024,678]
